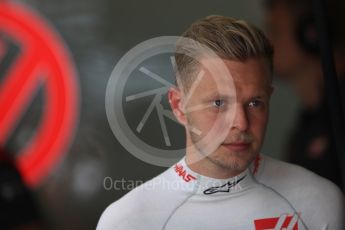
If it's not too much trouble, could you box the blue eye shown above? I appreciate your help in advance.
[248,99,262,107]
[213,99,224,107]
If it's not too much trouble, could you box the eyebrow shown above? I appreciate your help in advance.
[200,93,236,101]
[252,91,270,99]
[252,95,264,99]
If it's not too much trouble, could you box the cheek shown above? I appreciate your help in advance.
[187,109,219,131]
[248,112,269,138]
[188,110,213,125]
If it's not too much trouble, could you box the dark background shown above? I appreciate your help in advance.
[2,0,300,229]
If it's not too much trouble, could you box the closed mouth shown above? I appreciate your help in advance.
[221,142,250,151]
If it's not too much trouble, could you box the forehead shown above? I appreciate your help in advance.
[183,58,271,100]
[197,57,271,88]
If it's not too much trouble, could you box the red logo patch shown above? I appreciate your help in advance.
[254,214,299,230]
[174,164,196,182]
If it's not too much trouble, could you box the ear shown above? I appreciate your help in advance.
[168,87,187,126]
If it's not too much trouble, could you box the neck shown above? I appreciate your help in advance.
[178,157,254,196]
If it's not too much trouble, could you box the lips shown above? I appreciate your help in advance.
[222,142,250,152]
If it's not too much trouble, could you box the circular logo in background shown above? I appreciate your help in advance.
[0,2,79,187]
[105,36,236,167]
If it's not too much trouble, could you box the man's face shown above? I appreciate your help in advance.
[175,58,272,174]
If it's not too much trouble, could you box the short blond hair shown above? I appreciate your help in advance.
[175,15,274,89]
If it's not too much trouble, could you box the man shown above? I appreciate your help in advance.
[264,0,345,188]
[98,15,343,229]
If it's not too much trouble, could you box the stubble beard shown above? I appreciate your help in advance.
[188,125,256,173]
[189,128,246,171]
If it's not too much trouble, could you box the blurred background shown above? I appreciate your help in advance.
[1,0,343,229]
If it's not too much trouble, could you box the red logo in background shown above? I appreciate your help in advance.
[0,1,79,187]
[254,214,299,230]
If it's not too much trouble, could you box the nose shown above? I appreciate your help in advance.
[231,105,248,132]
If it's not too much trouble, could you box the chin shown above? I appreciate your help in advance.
[206,149,255,172]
